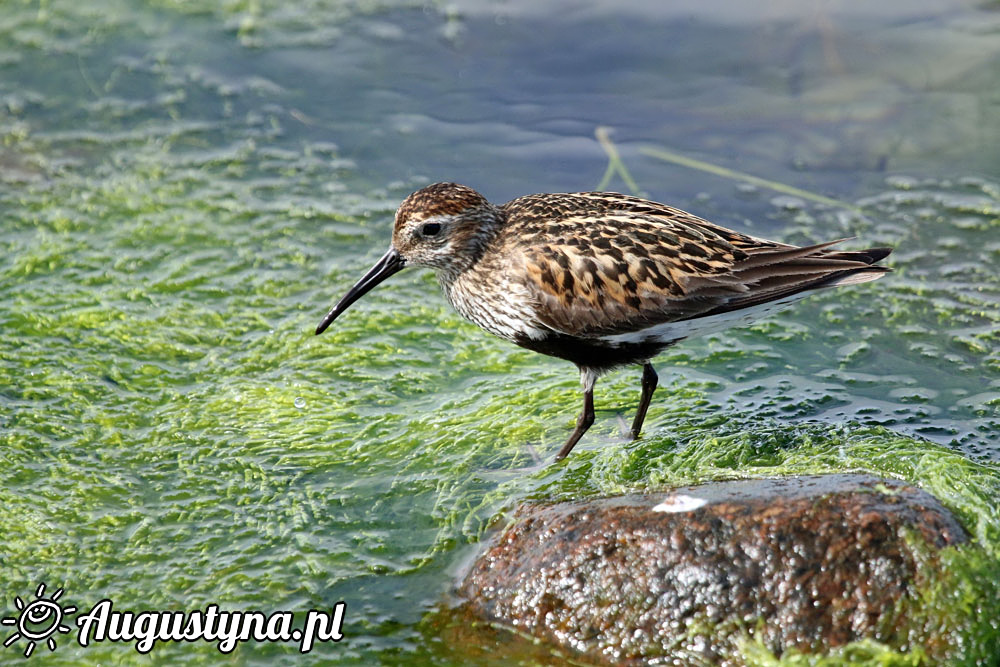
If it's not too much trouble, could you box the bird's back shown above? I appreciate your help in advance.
[481,191,890,345]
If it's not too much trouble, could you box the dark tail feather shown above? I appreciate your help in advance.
[685,244,893,320]
[825,247,893,264]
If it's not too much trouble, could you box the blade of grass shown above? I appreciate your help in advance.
[595,127,644,196]
[639,145,863,213]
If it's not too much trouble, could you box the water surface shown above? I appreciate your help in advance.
[1,0,998,664]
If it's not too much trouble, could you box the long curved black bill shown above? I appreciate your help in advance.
[315,248,406,335]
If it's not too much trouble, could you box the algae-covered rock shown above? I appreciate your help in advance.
[455,474,966,664]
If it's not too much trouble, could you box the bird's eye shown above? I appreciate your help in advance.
[421,222,442,237]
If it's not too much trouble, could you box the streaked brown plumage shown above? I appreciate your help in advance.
[316,183,892,460]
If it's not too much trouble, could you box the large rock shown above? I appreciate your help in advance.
[454,474,967,664]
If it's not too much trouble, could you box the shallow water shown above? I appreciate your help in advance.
[1,0,999,664]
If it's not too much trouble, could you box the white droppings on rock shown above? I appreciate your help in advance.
[651,494,707,513]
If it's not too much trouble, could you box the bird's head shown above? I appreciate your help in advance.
[315,183,500,335]
[390,182,499,271]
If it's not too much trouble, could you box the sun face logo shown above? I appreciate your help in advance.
[2,584,77,658]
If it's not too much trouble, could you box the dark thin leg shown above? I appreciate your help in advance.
[555,388,594,461]
[629,363,658,440]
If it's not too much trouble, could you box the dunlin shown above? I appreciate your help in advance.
[316,183,891,460]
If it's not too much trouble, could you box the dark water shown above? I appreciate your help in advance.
[1,0,998,664]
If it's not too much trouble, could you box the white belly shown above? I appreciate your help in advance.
[598,293,808,346]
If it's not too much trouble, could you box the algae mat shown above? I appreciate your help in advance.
[1,1,999,664]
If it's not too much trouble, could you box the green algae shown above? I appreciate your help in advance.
[5,153,1000,662]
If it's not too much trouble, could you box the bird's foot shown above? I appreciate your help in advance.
[479,442,547,477]
[616,414,632,439]
[522,441,543,466]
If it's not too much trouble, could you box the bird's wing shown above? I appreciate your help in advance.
[501,192,889,338]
